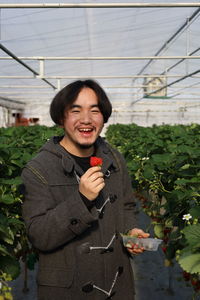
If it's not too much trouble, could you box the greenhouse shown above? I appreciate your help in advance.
[1,1,200,300]
[1,1,200,129]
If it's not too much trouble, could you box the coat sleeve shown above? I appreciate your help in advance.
[21,164,98,252]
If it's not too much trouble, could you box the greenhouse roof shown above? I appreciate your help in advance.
[1,1,200,106]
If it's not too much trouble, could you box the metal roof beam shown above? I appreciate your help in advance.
[1,75,200,79]
[2,84,200,90]
[0,96,25,110]
[1,55,200,60]
[1,3,200,8]
[0,85,53,89]
[0,85,176,89]
[2,84,200,89]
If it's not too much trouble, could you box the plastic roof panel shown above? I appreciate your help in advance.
[0,0,200,105]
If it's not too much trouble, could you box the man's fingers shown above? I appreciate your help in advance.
[81,167,104,183]
[90,172,104,182]
[85,166,103,176]
[79,169,105,200]
[127,245,145,255]
[138,233,150,238]
[90,178,105,190]
[129,228,150,238]
[81,170,104,184]
[94,182,105,194]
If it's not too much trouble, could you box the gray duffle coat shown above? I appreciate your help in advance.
[22,136,138,300]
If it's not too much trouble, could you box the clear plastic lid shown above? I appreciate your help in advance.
[121,234,162,251]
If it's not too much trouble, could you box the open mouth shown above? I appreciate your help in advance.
[79,128,93,132]
[78,128,94,136]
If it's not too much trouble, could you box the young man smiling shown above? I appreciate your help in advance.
[22,79,149,300]
[59,87,104,156]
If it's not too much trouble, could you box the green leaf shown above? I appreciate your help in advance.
[179,252,200,274]
[0,213,8,225]
[0,245,12,257]
[10,159,23,168]
[175,177,200,185]
[177,145,193,155]
[127,160,140,172]
[143,166,155,180]
[182,224,200,246]
[27,253,38,270]
[180,164,190,170]
[10,152,23,160]
[0,256,20,279]
[152,153,172,164]
[0,224,14,244]
[0,177,22,185]
[154,224,164,239]
[0,194,15,204]
[8,218,24,227]
[189,207,200,219]
[22,152,32,162]
[165,243,176,260]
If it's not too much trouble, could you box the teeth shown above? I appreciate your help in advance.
[79,128,92,132]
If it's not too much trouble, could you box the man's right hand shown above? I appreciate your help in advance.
[79,166,105,200]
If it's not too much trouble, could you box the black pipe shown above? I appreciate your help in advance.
[0,43,57,90]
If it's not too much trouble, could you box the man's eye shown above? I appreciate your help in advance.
[91,109,100,113]
[71,110,80,113]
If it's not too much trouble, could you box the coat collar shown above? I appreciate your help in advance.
[94,137,118,175]
[56,136,118,176]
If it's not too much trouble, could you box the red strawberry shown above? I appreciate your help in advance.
[191,279,198,286]
[90,156,103,167]
[183,271,190,281]
[164,228,171,235]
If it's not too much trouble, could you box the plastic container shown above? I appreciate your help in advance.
[121,234,162,251]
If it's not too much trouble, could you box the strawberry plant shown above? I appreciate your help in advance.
[106,123,200,297]
[0,125,63,295]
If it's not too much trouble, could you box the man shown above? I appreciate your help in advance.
[22,79,149,300]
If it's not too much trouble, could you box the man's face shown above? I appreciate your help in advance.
[62,87,104,155]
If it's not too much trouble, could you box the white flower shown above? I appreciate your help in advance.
[0,281,2,289]
[182,214,192,221]
[142,157,150,160]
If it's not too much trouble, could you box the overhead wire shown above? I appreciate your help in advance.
[132,7,200,87]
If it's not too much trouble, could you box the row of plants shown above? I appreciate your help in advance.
[105,123,200,297]
[1,123,200,298]
[0,125,63,299]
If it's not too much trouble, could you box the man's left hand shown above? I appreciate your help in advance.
[126,228,150,255]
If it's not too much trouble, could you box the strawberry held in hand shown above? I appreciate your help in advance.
[90,156,103,167]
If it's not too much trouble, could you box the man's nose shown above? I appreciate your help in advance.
[80,111,91,123]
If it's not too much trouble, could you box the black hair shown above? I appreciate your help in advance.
[50,79,112,125]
